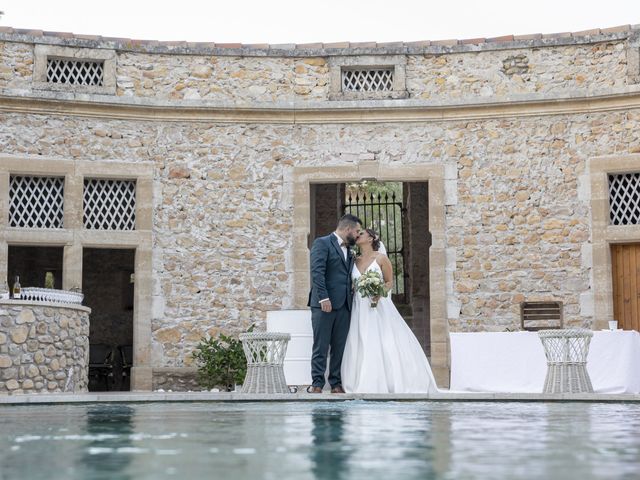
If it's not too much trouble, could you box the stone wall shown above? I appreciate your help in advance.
[0,41,32,88]
[0,301,90,394]
[114,43,627,102]
[0,30,634,104]
[152,367,200,392]
[117,54,329,102]
[406,42,628,100]
[0,27,639,387]
[3,109,640,362]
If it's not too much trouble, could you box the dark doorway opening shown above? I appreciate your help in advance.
[310,181,432,356]
[83,248,135,392]
[7,245,64,291]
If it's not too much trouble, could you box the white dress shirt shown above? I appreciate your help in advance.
[333,231,348,260]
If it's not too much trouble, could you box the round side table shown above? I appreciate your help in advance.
[239,332,291,394]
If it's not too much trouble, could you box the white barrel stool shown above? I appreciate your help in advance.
[538,328,594,394]
[239,332,291,394]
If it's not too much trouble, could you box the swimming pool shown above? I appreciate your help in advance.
[1,401,639,479]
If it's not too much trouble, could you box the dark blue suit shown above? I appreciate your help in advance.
[308,233,354,388]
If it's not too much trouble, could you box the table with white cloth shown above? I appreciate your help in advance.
[450,330,640,394]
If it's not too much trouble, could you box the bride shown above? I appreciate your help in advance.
[341,228,439,394]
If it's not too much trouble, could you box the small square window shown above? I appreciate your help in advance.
[608,173,640,225]
[33,45,116,95]
[47,58,105,86]
[329,55,407,100]
[9,175,64,229]
[83,179,136,230]
[342,67,394,92]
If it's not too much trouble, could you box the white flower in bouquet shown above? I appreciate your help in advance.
[356,270,388,308]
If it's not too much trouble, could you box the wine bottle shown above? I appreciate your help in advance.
[13,275,21,300]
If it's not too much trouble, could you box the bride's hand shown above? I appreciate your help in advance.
[372,295,380,303]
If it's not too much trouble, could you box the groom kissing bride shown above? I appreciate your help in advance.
[307,214,438,394]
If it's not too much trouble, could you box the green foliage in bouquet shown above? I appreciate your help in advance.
[356,270,389,307]
[193,324,255,391]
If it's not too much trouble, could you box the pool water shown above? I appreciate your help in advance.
[1,401,639,479]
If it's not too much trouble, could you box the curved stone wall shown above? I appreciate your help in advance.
[0,301,90,394]
[0,26,636,105]
[0,24,639,388]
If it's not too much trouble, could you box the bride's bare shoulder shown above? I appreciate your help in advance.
[376,253,391,265]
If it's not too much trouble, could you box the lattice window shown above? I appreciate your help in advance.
[342,68,394,92]
[46,58,104,86]
[9,175,64,229]
[609,173,640,225]
[83,179,136,230]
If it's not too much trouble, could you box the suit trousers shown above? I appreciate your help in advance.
[310,304,350,388]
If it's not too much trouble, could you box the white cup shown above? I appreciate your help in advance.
[608,320,618,331]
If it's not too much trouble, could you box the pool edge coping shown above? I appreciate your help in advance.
[1,391,639,405]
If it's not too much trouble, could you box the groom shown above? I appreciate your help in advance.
[307,213,362,393]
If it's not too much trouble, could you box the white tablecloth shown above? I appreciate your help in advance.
[450,330,640,394]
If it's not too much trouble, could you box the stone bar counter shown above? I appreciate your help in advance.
[0,300,90,394]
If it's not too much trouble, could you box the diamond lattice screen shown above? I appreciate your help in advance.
[9,175,64,229]
[83,179,136,230]
[342,68,394,92]
[609,173,640,225]
[46,58,104,86]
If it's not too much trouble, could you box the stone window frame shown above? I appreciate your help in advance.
[589,154,640,331]
[33,44,117,95]
[291,162,448,386]
[328,55,408,101]
[0,154,154,390]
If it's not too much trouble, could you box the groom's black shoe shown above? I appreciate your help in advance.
[330,385,345,394]
[307,386,323,394]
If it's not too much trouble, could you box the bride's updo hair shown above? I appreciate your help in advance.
[365,228,381,251]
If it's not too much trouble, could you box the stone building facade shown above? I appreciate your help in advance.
[1,24,640,390]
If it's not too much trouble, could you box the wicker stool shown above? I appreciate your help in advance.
[538,328,594,394]
[239,332,291,394]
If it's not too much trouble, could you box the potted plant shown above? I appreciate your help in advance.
[193,325,254,391]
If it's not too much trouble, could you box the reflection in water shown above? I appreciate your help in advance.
[78,405,134,480]
[430,403,453,477]
[0,401,639,480]
[445,402,640,480]
[448,403,553,478]
[340,402,437,478]
[311,406,348,480]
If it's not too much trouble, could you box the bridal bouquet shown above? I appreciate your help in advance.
[356,270,388,308]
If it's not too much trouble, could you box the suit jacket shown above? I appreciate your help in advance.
[308,233,354,311]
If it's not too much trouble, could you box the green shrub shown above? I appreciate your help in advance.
[193,325,254,391]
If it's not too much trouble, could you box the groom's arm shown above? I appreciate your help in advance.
[310,238,330,306]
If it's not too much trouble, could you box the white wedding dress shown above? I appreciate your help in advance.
[341,259,439,393]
